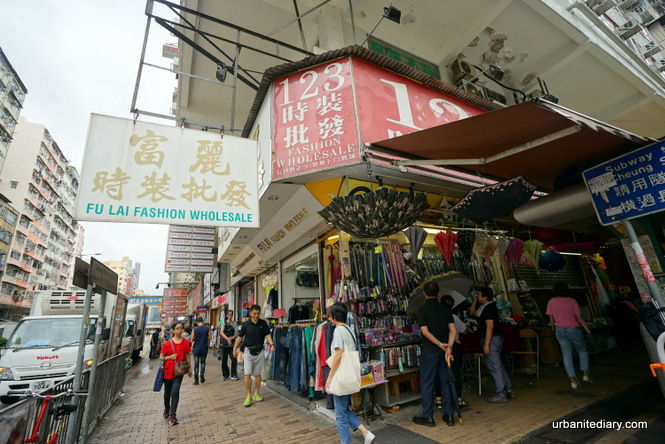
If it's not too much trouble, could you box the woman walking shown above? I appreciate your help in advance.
[326,303,376,444]
[159,321,193,425]
[546,283,592,389]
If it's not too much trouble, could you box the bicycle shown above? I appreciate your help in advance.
[7,388,88,444]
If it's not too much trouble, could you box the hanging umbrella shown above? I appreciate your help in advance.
[484,237,499,264]
[434,231,458,266]
[539,250,566,272]
[404,225,428,259]
[493,237,510,261]
[473,233,490,260]
[451,176,537,224]
[318,188,429,238]
[407,272,473,315]
[504,238,525,267]
[457,231,475,262]
[523,239,543,271]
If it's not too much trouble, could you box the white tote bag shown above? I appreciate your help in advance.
[325,326,361,396]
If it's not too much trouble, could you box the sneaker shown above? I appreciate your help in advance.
[169,415,178,426]
[583,374,593,383]
[200,375,205,384]
[231,376,239,381]
[364,431,376,444]
[223,377,228,381]
[488,393,508,403]
[163,408,169,419]
[571,381,580,389]
[243,396,252,407]
[506,390,516,399]
[252,394,263,402]
[193,381,199,385]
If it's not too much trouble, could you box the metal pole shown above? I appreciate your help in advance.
[230,30,241,132]
[130,0,153,113]
[348,0,357,45]
[622,220,665,323]
[65,283,94,444]
[80,290,108,444]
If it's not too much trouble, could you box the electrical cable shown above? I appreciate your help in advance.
[473,65,528,102]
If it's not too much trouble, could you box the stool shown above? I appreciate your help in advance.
[462,353,484,395]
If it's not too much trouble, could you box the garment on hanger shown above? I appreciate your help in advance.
[288,301,310,324]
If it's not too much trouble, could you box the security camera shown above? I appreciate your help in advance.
[155,284,159,289]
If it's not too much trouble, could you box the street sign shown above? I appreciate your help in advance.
[73,257,90,289]
[89,257,118,295]
[583,140,665,226]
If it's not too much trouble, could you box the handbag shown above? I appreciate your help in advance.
[153,359,165,392]
[325,325,361,396]
[171,340,191,376]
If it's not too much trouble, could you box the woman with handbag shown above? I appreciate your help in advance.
[325,303,376,444]
[159,321,193,425]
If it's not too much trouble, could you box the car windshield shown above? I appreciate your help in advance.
[7,318,95,349]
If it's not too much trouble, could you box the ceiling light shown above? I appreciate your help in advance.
[267,195,279,201]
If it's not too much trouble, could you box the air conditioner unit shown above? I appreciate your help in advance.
[485,87,507,105]
[461,82,486,99]
[450,58,478,83]
[589,0,615,15]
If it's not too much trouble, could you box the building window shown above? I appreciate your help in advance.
[10,181,18,189]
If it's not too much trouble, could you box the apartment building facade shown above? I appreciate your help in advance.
[103,256,141,295]
[0,117,81,314]
[0,46,27,172]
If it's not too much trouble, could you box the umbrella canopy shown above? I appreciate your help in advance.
[404,225,428,259]
[539,250,566,272]
[434,231,458,266]
[318,188,429,238]
[407,272,473,315]
[451,176,537,224]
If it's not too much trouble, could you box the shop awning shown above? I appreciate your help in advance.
[369,99,654,192]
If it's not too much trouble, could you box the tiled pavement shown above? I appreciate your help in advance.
[89,347,661,444]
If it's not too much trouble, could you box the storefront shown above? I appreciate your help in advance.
[215,46,662,405]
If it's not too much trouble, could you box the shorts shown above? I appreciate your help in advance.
[243,350,266,376]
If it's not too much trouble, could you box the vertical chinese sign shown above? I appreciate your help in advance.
[272,57,360,179]
[75,114,259,227]
[165,225,215,273]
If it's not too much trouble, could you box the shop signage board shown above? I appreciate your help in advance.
[249,187,324,261]
[203,273,211,304]
[128,297,162,304]
[162,287,188,319]
[272,56,486,180]
[583,140,665,226]
[89,257,118,295]
[75,114,259,227]
[165,225,215,273]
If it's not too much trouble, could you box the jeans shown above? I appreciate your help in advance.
[221,347,237,378]
[285,327,303,391]
[273,328,288,382]
[419,351,454,418]
[163,375,183,416]
[194,353,207,381]
[555,327,589,379]
[480,336,512,395]
[333,394,362,444]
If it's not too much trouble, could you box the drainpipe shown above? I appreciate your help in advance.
[566,1,665,91]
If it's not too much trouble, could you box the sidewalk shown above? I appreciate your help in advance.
[89,347,662,443]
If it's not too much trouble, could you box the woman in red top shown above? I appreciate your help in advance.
[159,321,193,425]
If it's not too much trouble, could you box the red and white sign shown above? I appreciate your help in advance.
[272,56,486,180]
[165,225,215,272]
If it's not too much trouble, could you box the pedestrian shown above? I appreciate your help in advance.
[182,326,191,342]
[159,321,193,426]
[434,294,467,410]
[470,287,515,403]
[150,328,160,359]
[233,304,274,407]
[412,281,457,427]
[326,302,376,444]
[221,310,239,381]
[546,282,592,389]
[191,316,212,385]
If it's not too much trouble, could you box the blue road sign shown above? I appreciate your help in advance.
[583,140,665,226]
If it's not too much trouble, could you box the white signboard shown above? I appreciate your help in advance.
[165,225,215,272]
[75,114,259,227]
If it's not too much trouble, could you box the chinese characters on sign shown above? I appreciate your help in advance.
[583,140,665,226]
[165,225,215,273]
[272,57,486,180]
[162,288,188,320]
[75,114,259,227]
[272,58,360,179]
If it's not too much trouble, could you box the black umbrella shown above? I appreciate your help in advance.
[404,225,428,259]
[318,188,429,238]
[447,355,463,424]
[407,272,473,315]
[451,176,537,224]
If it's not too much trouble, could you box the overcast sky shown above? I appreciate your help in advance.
[0,1,180,295]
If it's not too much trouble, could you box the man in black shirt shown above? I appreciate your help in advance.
[150,328,160,359]
[470,286,515,403]
[412,281,457,427]
[233,305,274,407]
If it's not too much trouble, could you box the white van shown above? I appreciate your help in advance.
[0,290,126,403]
[122,303,147,364]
